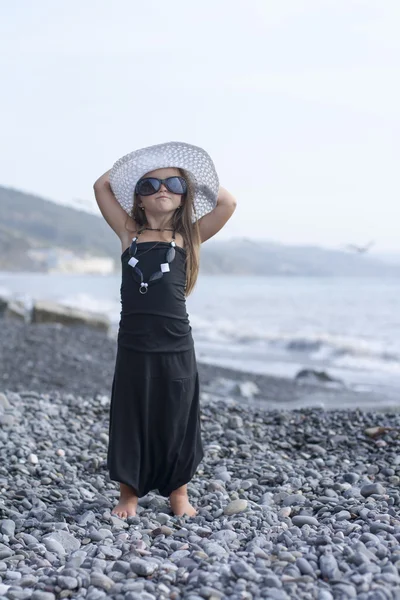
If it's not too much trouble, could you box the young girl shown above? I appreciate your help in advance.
[93,141,236,519]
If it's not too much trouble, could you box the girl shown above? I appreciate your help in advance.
[93,142,236,519]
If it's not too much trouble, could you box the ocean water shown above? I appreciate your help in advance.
[1,271,400,395]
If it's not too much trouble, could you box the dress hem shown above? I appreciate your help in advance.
[109,455,204,499]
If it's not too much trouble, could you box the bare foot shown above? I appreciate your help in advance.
[111,482,138,519]
[169,484,198,517]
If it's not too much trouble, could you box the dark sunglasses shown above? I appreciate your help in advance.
[135,176,187,196]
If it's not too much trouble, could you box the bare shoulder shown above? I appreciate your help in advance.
[175,231,185,249]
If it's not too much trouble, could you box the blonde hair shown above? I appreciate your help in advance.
[127,168,201,296]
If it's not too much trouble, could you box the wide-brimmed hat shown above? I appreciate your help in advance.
[109,141,219,223]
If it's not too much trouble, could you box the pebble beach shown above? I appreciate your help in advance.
[1,320,400,599]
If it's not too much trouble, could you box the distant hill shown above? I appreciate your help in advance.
[1,184,399,277]
[202,238,400,277]
[0,185,119,271]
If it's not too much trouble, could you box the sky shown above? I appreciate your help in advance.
[1,0,399,253]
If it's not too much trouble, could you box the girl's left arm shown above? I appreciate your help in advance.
[197,186,237,243]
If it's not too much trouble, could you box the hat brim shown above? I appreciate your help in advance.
[109,141,219,223]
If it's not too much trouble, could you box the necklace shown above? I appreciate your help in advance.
[142,227,174,231]
[134,227,175,257]
[128,227,176,294]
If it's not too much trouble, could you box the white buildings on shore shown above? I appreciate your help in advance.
[27,248,115,274]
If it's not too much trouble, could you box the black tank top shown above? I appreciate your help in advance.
[117,241,194,352]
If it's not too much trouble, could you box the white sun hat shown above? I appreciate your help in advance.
[109,141,219,223]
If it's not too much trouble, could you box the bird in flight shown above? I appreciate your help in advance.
[345,240,375,254]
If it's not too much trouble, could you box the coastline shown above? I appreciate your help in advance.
[2,274,400,401]
[0,319,396,413]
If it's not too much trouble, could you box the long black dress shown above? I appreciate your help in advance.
[107,241,204,498]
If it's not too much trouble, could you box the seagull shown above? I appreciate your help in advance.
[345,240,375,254]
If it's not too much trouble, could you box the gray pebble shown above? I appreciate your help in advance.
[202,542,228,558]
[223,499,248,515]
[360,483,386,497]
[231,561,261,582]
[295,557,315,576]
[263,574,283,588]
[228,415,243,428]
[57,575,79,589]
[90,572,115,591]
[0,520,16,537]
[343,472,360,484]
[41,537,66,557]
[291,515,319,527]
[43,530,81,552]
[336,510,352,521]
[130,559,158,576]
[31,593,56,600]
[282,494,307,506]
[97,545,122,559]
[210,529,238,542]
[332,582,357,597]
[260,588,290,600]
[319,553,340,579]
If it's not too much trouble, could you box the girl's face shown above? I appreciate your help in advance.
[137,167,184,216]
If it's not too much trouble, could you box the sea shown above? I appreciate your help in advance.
[1,271,400,400]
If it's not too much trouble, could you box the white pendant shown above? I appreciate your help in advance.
[128,256,139,268]
[160,262,170,273]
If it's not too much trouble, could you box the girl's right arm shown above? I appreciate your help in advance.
[93,170,132,238]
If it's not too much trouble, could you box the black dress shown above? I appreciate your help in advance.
[107,241,204,498]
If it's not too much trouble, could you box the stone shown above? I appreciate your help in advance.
[32,299,110,332]
[0,393,10,410]
[291,515,319,527]
[223,499,248,515]
[360,483,386,497]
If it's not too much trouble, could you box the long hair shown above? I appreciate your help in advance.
[127,168,201,296]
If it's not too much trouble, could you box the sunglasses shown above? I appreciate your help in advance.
[135,176,187,197]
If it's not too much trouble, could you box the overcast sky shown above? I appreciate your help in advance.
[1,0,399,252]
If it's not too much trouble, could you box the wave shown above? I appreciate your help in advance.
[2,283,399,378]
[189,314,400,375]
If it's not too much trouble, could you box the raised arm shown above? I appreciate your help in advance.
[197,186,237,243]
[93,170,133,238]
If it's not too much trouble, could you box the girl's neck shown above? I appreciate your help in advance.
[135,225,175,241]
[143,215,174,230]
